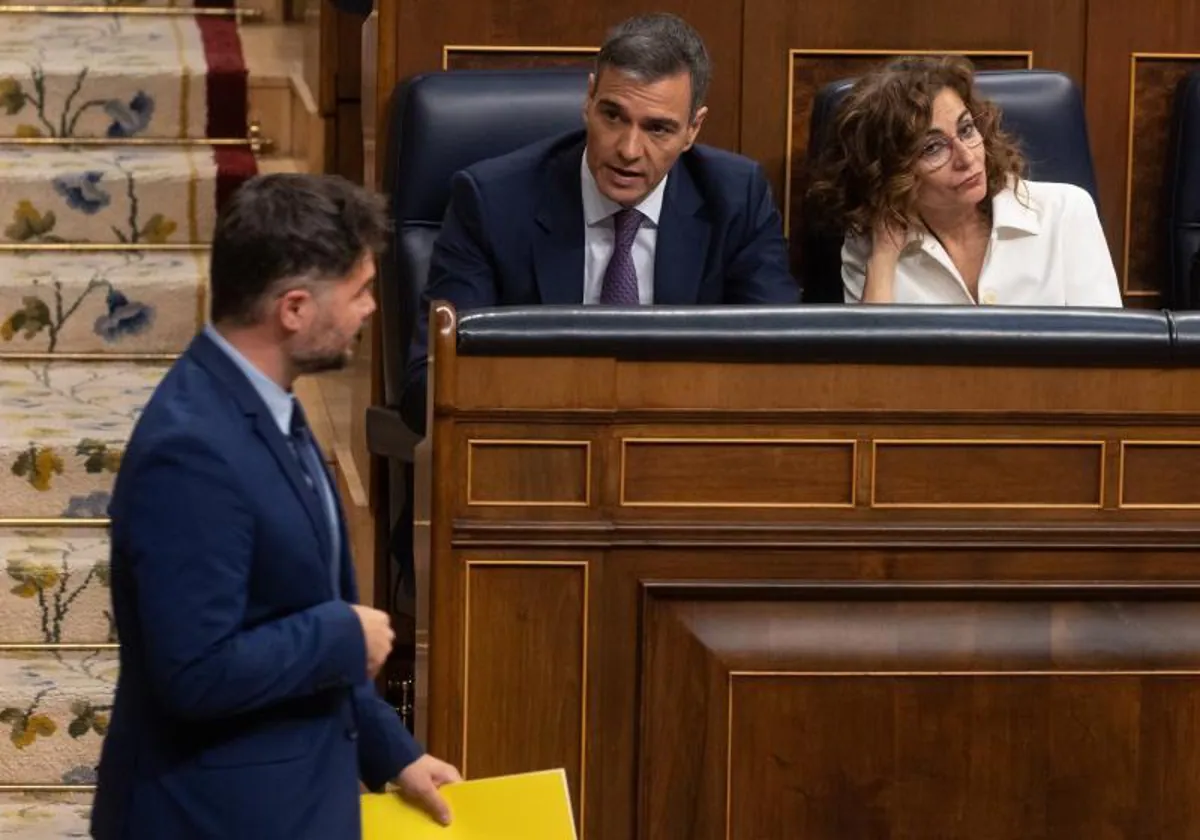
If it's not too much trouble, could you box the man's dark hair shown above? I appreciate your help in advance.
[209,173,390,326]
[595,13,711,119]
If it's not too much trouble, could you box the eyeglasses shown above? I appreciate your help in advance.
[917,119,984,171]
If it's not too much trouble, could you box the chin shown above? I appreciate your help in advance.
[600,177,648,207]
[293,352,350,376]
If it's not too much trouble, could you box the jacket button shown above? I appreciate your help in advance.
[346,729,358,741]
[981,290,997,305]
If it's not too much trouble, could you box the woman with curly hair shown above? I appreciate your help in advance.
[805,55,1122,306]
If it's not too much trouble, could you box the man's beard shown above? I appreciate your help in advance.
[290,333,353,375]
[291,345,350,375]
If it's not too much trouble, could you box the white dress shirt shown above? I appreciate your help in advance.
[842,179,1123,307]
[580,150,668,304]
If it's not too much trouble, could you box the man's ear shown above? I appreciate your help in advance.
[682,105,708,152]
[277,288,312,333]
[582,72,597,124]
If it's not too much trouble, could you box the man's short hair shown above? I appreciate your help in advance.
[209,173,390,326]
[595,13,711,119]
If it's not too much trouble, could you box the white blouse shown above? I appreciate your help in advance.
[841,179,1123,307]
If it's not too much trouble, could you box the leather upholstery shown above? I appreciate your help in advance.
[1166,69,1200,308]
[801,69,1099,303]
[1166,311,1200,363]
[378,67,591,406]
[454,306,1174,365]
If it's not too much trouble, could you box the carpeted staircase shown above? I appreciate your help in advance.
[0,1,263,834]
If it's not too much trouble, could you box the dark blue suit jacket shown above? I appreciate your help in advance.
[400,129,798,431]
[91,331,422,840]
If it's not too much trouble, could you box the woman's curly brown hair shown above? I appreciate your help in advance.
[804,54,1026,237]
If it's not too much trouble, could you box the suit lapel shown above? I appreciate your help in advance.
[253,414,334,569]
[533,142,586,304]
[653,163,711,304]
[187,332,335,574]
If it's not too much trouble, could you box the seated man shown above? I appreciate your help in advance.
[401,12,798,431]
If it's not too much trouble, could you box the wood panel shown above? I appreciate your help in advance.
[419,317,1200,839]
[871,440,1103,509]
[444,46,596,71]
[620,438,856,508]
[642,584,1200,839]
[466,440,591,506]
[385,0,745,153]
[1119,442,1200,508]
[740,0,1088,213]
[462,562,588,818]
[1122,56,1200,302]
[648,580,1200,835]
[1086,0,1200,305]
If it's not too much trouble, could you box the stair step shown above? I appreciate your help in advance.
[0,791,92,838]
[243,23,309,156]
[0,528,113,645]
[0,252,206,357]
[0,146,255,246]
[0,650,115,786]
[0,13,248,140]
[0,360,167,519]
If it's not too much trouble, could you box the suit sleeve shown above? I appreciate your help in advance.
[400,170,499,434]
[126,434,366,721]
[722,164,800,304]
[353,684,425,790]
[1061,187,1123,307]
[334,535,426,788]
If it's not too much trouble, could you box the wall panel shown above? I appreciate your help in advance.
[1085,1,1200,306]
[385,0,745,152]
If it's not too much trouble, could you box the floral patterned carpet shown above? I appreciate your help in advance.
[0,1,249,835]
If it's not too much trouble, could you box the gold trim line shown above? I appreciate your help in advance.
[0,352,180,361]
[441,43,598,71]
[0,5,261,18]
[0,137,254,147]
[0,243,209,252]
[0,643,117,650]
[0,784,96,792]
[0,518,109,526]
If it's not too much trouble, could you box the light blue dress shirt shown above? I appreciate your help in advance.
[202,325,342,592]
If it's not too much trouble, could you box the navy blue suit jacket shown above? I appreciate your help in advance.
[91,331,422,840]
[399,129,798,431]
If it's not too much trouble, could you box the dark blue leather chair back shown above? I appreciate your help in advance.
[379,67,591,405]
[1166,69,1200,309]
[800,69,1099,303]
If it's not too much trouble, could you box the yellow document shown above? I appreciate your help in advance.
[361,768,577,839]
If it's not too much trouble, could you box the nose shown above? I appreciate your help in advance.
[616,126,643,163]
[949,136,974,169]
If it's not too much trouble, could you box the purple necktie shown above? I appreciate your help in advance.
[599,208,643,305]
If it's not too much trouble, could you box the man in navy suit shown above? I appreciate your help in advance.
[400,13,799,431]
[92,174,460,839]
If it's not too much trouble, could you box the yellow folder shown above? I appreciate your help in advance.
[361,768,577,839]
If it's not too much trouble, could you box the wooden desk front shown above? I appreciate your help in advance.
[415,305,1200,840]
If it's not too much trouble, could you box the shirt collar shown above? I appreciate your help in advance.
[990,179,1041,236]
[203,323,294,437]
[909,178,1041,254]
[580,147,668,228]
